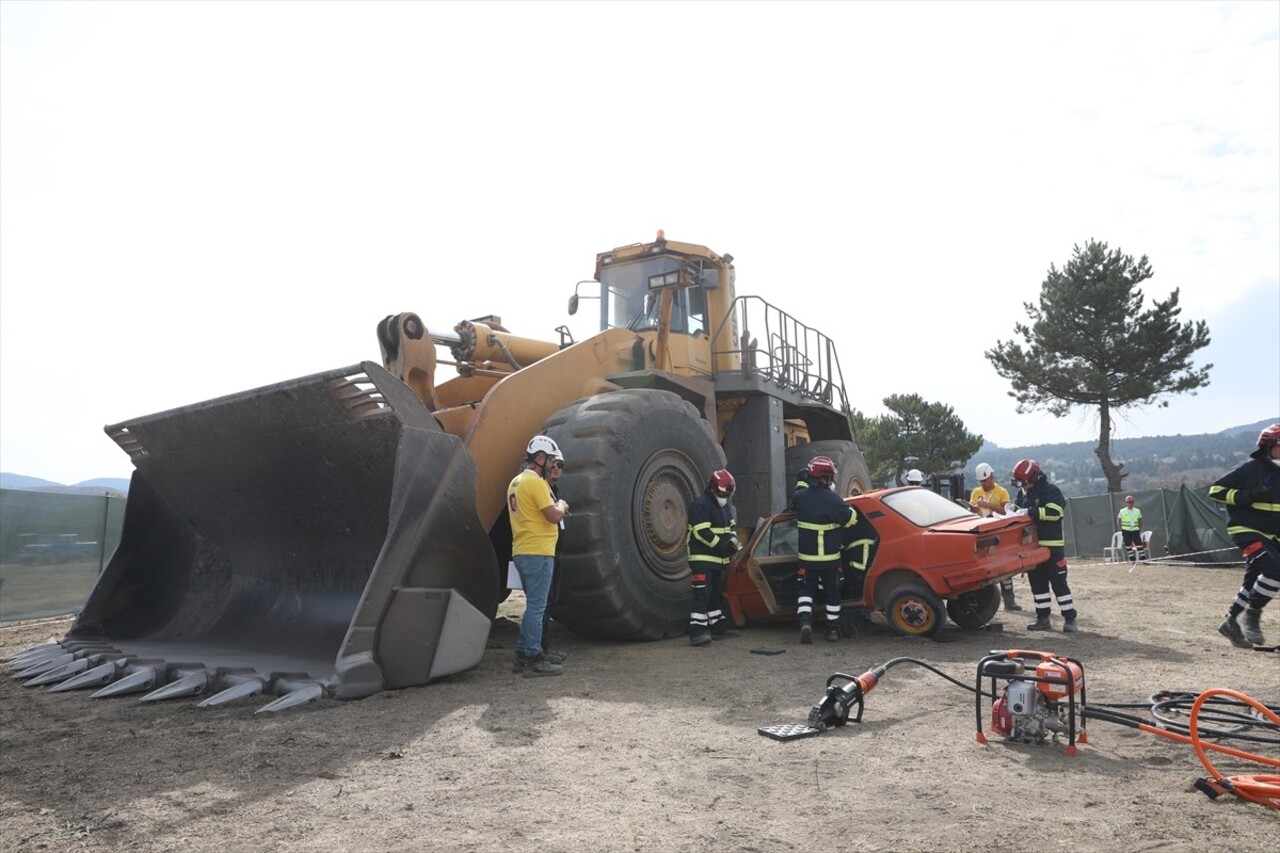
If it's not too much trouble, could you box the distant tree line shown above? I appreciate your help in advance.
[961,427,1263,498]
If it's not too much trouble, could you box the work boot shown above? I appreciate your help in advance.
[800,625,813,645]
[1240,609,1265,646]
[1026,614,1052,631]
[1062,617,1078,633]
[710,622,739,639]
[825,627,840,643]
[541,649,567,664]
[689,632,712,647]
[1002,592,1023,612]
[521,655,563,677]
[1218,616,1251,649]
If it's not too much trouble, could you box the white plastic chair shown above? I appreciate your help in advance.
[1139,530,1153,562]
[1103,531,1124,563]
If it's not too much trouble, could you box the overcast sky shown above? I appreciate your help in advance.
[1,0,1277,484]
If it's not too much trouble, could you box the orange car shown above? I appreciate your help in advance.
[722,486,1049,637]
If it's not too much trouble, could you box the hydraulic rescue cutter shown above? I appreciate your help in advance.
[5,363,501,712]
[759,650,1088,756]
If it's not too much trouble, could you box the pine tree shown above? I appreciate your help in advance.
[851,394,983,486]
[986,240,1211,492]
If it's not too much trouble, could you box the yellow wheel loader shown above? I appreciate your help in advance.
[6,233,869,710]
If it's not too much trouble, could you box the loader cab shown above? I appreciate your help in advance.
[584,234,738,378]
[598,256,715,337]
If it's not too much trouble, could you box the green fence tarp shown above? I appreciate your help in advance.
[0,489,126,623]
[1062,485,1234,564]
[1162,485,1238,564]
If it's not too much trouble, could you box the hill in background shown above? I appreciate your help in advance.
[0,473,129,496]
[962,417,1277,497]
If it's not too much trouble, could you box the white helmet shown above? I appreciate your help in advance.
[975,462,994,481]
[526,435,562,460]
[905,469,924,485]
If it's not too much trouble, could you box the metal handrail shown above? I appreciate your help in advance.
[709,295,850,412]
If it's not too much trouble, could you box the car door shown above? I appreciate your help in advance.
[747,516,800,612]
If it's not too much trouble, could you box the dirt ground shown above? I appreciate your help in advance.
[1,559,1277,853]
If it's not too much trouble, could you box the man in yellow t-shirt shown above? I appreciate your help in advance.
[971,462,1022,611]
[507,435,570,677]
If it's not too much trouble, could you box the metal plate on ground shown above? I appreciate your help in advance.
[758,723,823,741]
[750,647,787,656]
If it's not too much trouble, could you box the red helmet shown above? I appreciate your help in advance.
[1259,423,1280,449]
[806,455,837,480]
[1011,459,1041,486]
[708,469,736,497]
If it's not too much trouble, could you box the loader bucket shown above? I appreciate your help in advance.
[11,362,499,709]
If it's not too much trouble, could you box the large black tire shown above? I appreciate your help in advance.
[883,582,946,639]
[945,585,1001,630]
[541,389,725,641]
[785,439,873,497]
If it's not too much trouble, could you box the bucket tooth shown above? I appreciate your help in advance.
[256,682,324,714]
[197,678,266,708]
[139,672,211,703]
[91,666,160,698]
[25,657,99,687]
[51,660,128,693]
[6,643,64,666]
[12,653,75,680]
[9,644,117,676]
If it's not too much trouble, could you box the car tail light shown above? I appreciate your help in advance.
[976,535,999,557]
[1021,527,1033,545]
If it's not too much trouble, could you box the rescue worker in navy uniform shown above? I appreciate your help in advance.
[1210,423,1280,648]
[794,455,858,643]
[785,467,811,511]
[1012,459,1079,633]
[686,469,741,647]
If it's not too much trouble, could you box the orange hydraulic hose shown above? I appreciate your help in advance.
[1189,689,1280,810]
[1117,710,1279,763]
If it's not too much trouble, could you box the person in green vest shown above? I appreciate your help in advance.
[1116,495,1145,561]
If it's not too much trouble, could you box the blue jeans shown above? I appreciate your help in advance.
[514,554,555,659]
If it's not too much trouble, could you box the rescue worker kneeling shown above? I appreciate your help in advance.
[794,456,858,644]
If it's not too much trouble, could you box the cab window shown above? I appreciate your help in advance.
[599,257,709,335]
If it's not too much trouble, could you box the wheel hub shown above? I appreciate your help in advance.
[634,456,698,581]
[900,600,930,627]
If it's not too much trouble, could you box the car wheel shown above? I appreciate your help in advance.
[883,582,946,638]
[945,585,1001,630]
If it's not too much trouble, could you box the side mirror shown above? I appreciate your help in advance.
[568,294,579,315]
